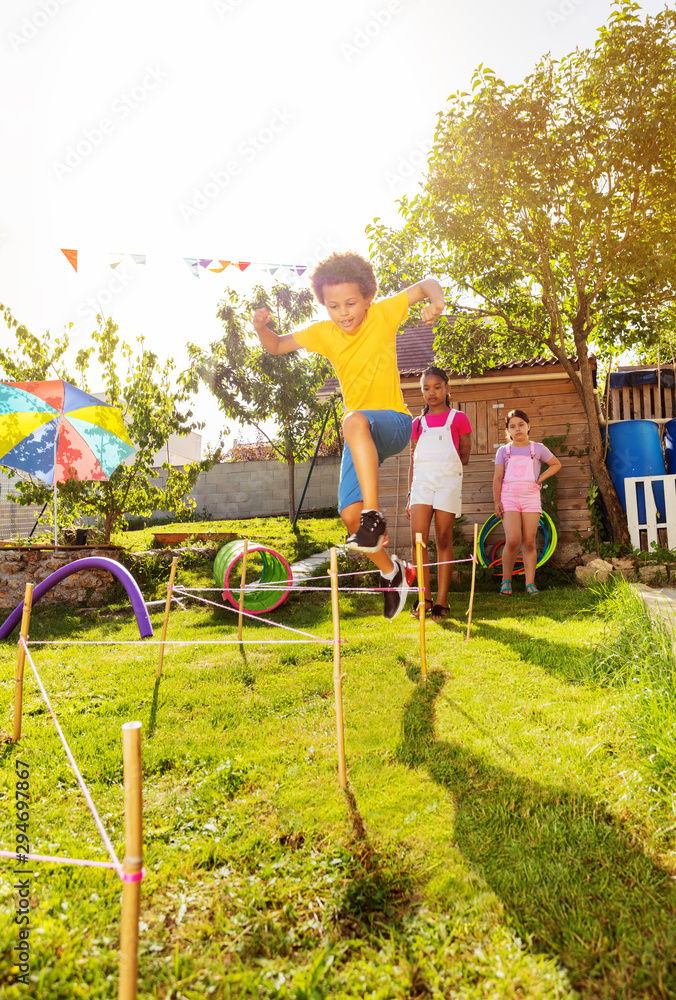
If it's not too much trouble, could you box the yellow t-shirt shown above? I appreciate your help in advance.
[293,291,409,415]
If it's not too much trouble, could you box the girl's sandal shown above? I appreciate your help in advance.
[411,598,433,619]
[431,604,448,620]
[525,584,540,596]
[500,580,513,596]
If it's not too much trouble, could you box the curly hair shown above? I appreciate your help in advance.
[310,252,378,305]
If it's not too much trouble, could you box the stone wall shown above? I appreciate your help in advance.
[152,455,341,520]
[0,546,124,610]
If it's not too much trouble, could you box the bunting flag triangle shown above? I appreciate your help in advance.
[109,253,125,269]
[209,260,231,273]
[269,265,280,275]
[236,261,251,271]
[130,254,146,265]
[183,258,200,278]
[60,248,78,272]
[295,265,308,276]
[199,258,213,269]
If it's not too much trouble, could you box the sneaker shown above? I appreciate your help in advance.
[381,554,409,621]
[346,510,387,553]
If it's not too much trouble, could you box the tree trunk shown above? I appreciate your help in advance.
[287,454,295,522]
[557,326,630,547]
[103,510,115,543]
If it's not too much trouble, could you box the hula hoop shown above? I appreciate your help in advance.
[477,512,557,573]
[213,540,293,615]
[488,541,525,577]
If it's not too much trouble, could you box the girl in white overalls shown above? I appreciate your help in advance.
[493,409,561,596]
[406,367,472,619]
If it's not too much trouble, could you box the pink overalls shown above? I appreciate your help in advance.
[501,442,542,514]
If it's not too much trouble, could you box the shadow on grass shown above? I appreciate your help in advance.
[474,619,592,683]
[147,675,162,737]
[399,668,676,999]
[332,783,420,949]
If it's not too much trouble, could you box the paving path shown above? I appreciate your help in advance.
[289,548,336,586]
[634,583,676,633]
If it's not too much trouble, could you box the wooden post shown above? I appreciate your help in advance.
[415,533,427,680]
[330,547,347,788]
[12,583,34,743]
[237,540,249,642]
[157,557,178,679]
[466,522,478,642]
[118,721,143,1000]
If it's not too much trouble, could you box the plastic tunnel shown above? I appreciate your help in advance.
[214,539,293,615]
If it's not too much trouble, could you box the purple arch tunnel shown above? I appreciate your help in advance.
[0,557,153,640]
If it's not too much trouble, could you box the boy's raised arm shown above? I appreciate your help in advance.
[404,278,447,324]
[253,308,302,355]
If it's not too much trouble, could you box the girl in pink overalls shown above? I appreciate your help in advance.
[493,409,561,596]
[406,367,472,619]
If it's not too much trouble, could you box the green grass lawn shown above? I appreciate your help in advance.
[1,573,675,998]
[113,514,345,560]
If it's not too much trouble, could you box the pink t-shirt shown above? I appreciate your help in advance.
[495,441,554,480]
[411,410,472,452]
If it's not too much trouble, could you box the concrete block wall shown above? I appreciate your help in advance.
[152,455,341,520]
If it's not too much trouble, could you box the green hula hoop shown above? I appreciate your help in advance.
[477,512,558,571]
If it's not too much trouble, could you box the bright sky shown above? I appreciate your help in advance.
[0,0,667,451]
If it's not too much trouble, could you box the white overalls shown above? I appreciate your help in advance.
[409,410,464,514]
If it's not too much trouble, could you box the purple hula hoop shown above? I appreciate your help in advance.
[0,557,154,640]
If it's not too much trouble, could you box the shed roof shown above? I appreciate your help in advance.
[318,318,594,395]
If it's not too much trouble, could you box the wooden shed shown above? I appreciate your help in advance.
[322,323,594,566]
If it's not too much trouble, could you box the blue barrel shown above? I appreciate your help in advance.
[664,419,676,474]
[605,420,666,523]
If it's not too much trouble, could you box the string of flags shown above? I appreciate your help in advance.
[59,248,309,279]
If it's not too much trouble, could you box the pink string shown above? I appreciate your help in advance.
[27,638,333,646]
[176,588,323,639]
[121,868,145,883]
[19,639,123,875]
[0,850,145,883]
[0,849,116,870]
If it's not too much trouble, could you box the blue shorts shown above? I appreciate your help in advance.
[338,410,412,512]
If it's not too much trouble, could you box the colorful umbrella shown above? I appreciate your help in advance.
[0,380,135,544]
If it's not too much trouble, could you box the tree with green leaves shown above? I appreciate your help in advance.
[189,284,339,521]
[367,0,676,544]
[0,311,216,541]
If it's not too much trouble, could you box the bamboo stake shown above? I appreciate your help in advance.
[118,721,143,1000]
[12,583,34,743]
[415,533,427,680]
[237,540,249,642]
[157,557,178,679]
[330,547,347,788]
[465,522,478,642]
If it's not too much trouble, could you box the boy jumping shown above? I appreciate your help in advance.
[253,251,446,620]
